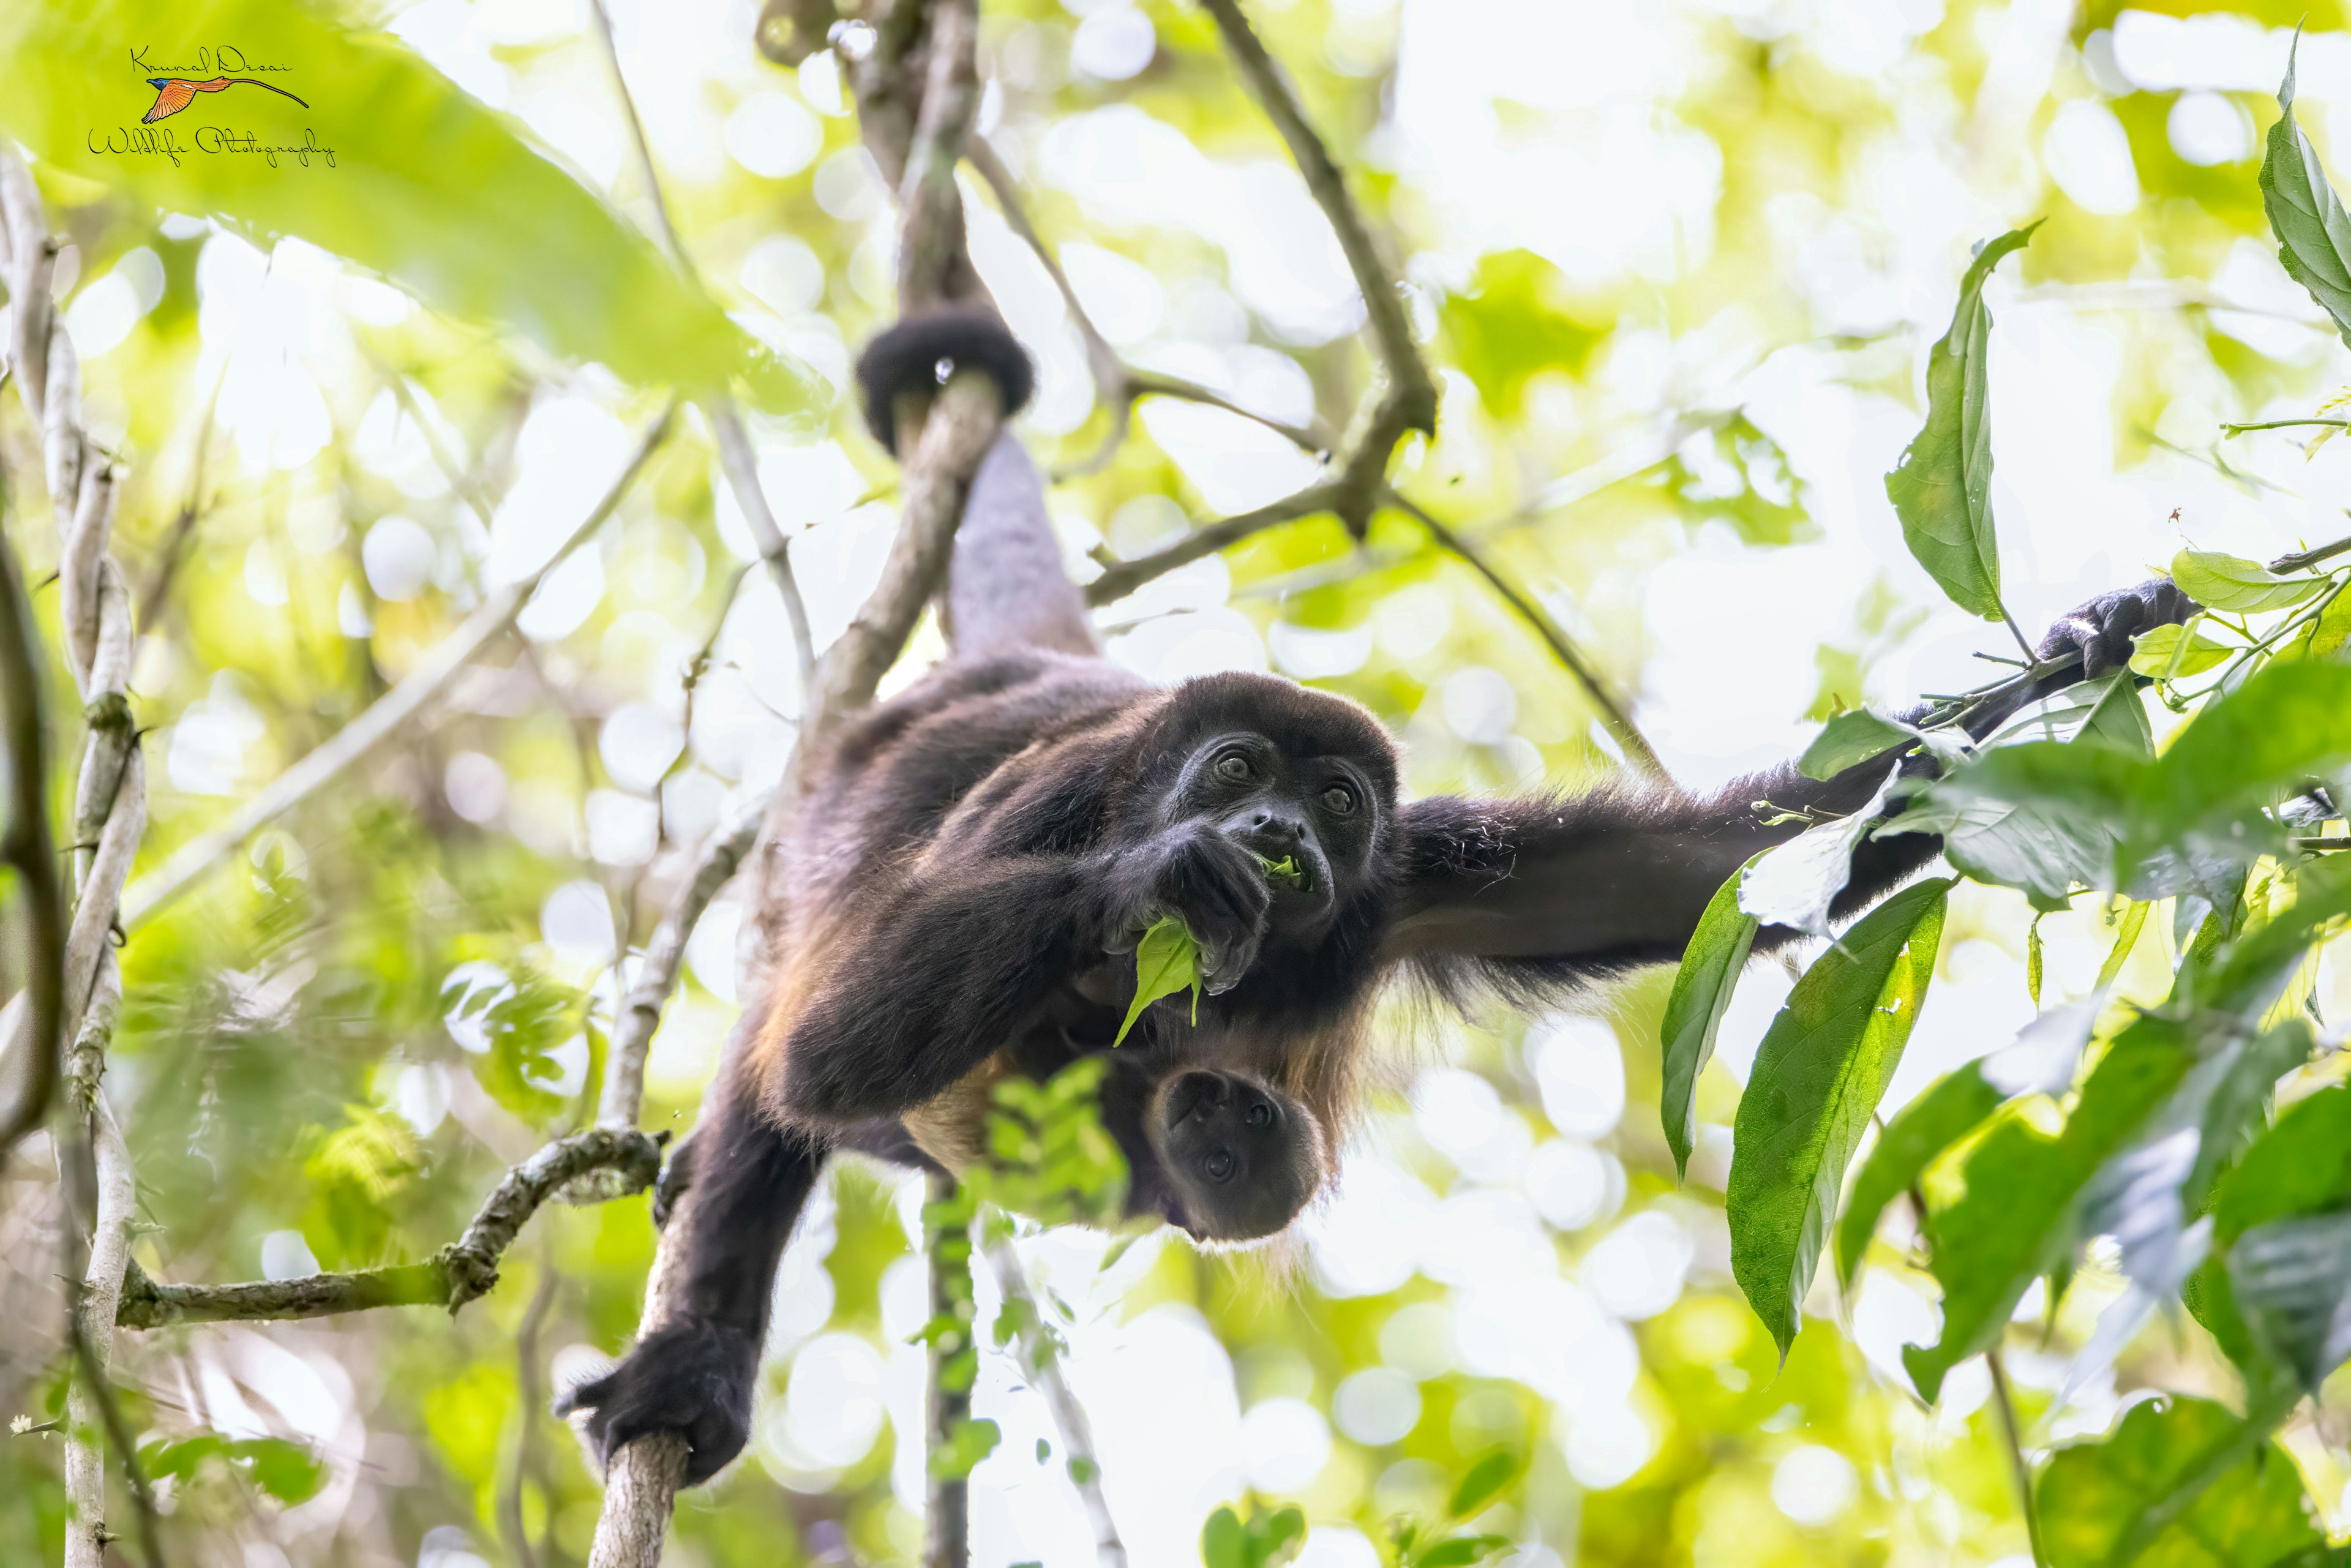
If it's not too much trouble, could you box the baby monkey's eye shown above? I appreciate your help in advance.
[1215,754,1253,782]
[1245,1102,1273,1130]
[1321,784,1357,815]
[1205,1149,1237,1183]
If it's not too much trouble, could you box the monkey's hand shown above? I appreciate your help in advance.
[2034,577,2199,680]
[556,1317,756,1485]
[1106,825,1273,995]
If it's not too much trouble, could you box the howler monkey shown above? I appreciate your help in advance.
[561,307,2194,1482]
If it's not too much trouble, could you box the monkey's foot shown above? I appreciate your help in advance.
[557,1317,756,1485]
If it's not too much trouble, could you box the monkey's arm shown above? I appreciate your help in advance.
[770,855,1103,1125]
[1383,579,2193,978]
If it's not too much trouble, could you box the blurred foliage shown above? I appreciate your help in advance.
[8,1,2351,1567]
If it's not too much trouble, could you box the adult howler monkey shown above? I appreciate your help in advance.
[562,307,2193,1482]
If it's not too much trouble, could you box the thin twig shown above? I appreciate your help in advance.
[928,1172,972,1568]
[503,1247,561,1568]
[2270,531,2351,576]
[984,1237,1123,1566]
[583,0,819,697]
[66,1285,166,1568]
[1383,489,1664,776]
[116,1127,659,1327]
[1986,1350,2044,1568]
[1197,0,1436,539]
[1082,483,1343,607]
[131,367,223,633]
[964,137,1326,477]
[118,402,678,931]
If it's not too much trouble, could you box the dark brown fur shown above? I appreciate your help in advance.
[561,312,2194,1485]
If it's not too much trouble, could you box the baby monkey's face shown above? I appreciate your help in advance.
[1150,1068,1321,1243]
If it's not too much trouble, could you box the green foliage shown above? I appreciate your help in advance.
[1438,249,1610,419]
[138,1433,329,1506]
[1201,1501,1307,1568]
[0,0,814,412]
[2260,37,2351,352]
[1657,854,1761,1179]
[1831,1061,2000,1291]
[1728,877,1948,1357]
[966,1057,1130,1229]
[1796,709,1913,781]
[1114,914,1204,1046]
[1883,225,2038,622]
[2035,1397,2327,1568]
[2171,550,2330,615]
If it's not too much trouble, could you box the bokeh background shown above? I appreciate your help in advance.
[8,0,2351,1564]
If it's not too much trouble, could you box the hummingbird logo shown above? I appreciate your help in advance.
[141,77,309,125]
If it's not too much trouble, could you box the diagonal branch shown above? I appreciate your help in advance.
[116,1128,661,1328]
[1382,488,1663,776]
[586,0,819,697]
[118,401,677,932]
[964,137,1328,477]
[1197,0,1435,539]
[1083,482,1343,607]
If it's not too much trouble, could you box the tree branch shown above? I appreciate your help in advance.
[964,137,1327,478]
[116,1128,659,1328]
[118,401,677,932]
[1082,482,1343,607]
[1382,489,1663,776]
[984,1237,1123,1566]
[585,0,819,698]
[1197,0,1435,539]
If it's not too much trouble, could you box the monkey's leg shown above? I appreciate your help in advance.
[944,432,1097,658]
[560,1067,824,1483]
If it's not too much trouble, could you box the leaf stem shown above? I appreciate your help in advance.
[1987,1349,2045,1568]
[2270,534,2351,574]
[2221,418,2351,435]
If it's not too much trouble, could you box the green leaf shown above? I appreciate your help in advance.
[2036,1397,2323,1568]
[1903,1016,2196,1402]
[1113,916,1202,1047]
[925,1416,1001,1480]
[1412,1537,1515,1568]
[1883,225,2037,621]
[2096,902,2151,990]
[1799,710,1914,780]
[1728,877,1949,1357]
[2230,1210,2351,1394]
[1659,854,1763,1180]
[1202,1507,1247,1568]
[0,0,817,413]
[2191,1086,2351,1383]
[2126,621,2236,679]
[1256,853,1305,887]
[2261,37,2351,351]
[2170,552,2328,615]
[1447,1448,1520,1518]
[1738,777,1894,937]
[2027,914,2045,1006]
[230,1437,328,1506]
[1833,1061,2001,1290]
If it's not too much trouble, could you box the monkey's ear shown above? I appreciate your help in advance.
[855,309,1036,455]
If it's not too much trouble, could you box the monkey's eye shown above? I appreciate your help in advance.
[1215,753,1253,783]
[1321,784,1357,815]
[1245,1102,1273,1130]
[1204,1149,1236,1184]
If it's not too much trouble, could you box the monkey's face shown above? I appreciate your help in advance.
[1150,1068,1322,1242]
[1169,729,1382,949]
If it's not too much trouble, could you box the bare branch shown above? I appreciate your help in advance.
[116,1128,661,1328]
[1197,0,1436,539]
[591,790,768,1139]
[66,1270,165,1568]
[1083,482,1343,607]
[64,1100,152,1568]
[585,0,819,696]
[965,137,1327,478]
[1382,489,1664,777]
[118,402,678,931]
[897,0,982,313]
[985,1237,1123,1566]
